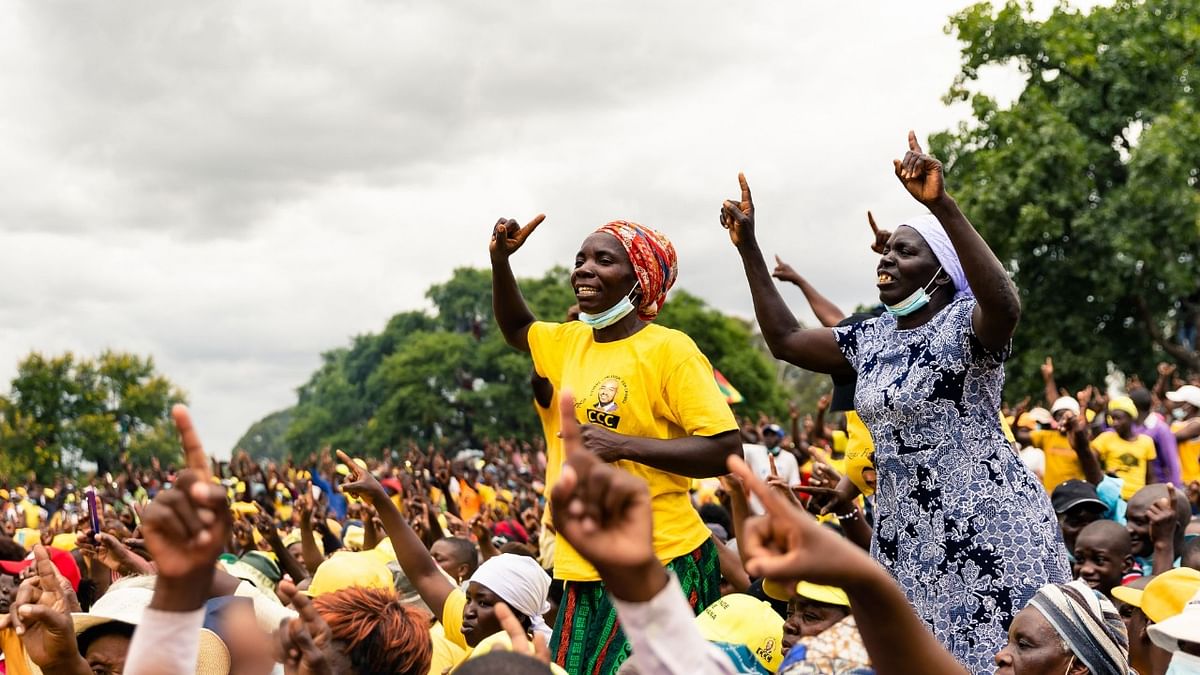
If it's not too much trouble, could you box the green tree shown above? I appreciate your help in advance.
[934,0,1200,397]
[0,351,186,481]
[232,408,294,462]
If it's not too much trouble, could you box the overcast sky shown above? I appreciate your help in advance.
[0,1,1099,457]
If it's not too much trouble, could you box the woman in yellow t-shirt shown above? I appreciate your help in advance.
[1091,397,1157,500]
[490,215,739,674]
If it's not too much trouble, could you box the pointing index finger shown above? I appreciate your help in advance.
[867,211,879,235]
[520,214,546,240]
[907,130,923,155]
[738,173,752,211]
[172,404,210,478]
[727,455,792,516]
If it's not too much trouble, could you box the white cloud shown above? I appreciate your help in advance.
[0,0,1093,456]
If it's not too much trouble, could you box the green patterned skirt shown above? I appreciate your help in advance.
[550,539,721,675]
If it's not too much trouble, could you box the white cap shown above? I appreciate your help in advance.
[1051,396,1080,415]
[1166,385,1200,409]
[1149,588,1200,653]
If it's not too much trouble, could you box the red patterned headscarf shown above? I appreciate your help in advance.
[594,220,678,321]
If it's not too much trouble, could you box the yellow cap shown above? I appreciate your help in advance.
[342,524,364,552]
[1112,568,1200,623]
[0,489,9,501]
[306,551,393,597]
[694,594,784,673]
[51,532,78,551]
[1108,396,1138,419]
[795,581,850,607]
[465,632,569,674]
[42,488,55,499]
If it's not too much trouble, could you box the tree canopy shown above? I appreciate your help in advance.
[0,351,186,482]
[934,0,1200,396]
[274,266,805,458]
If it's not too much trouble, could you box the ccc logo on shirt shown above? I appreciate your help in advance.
[582,375,629,430]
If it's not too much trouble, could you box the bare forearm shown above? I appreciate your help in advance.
[1043,376,1058,408]
[844,563,967,675]
[299,523,323,577]
[490,256,535,352]
[737,242,846,374]
[268,534,309,582]
[712,534,750,592]
[621,431,740,478]
[367,492,453,615]
[928,196,1020,337]
[795,277,846,328]
[1071,434,1104,486]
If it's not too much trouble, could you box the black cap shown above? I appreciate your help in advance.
[829,310,883,412]
[1051,480,1106,515]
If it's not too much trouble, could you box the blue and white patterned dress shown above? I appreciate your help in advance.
[833,297,1070,675]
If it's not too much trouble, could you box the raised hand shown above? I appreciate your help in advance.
[1041,356,1054,380]
[719,173,755,247]
[817,392,832,413]
[95,532,154,576]
[772,255,803,286]
[893,131,946,207]
[550,390,663,600]
[9,545,88,674]
[493,602,551,662]
[140,405,231,611]
[489,215,545,260]
[1148,484,1180,548]
[276,593,332,675]
[868,211,891,255]
[335,450,386,505]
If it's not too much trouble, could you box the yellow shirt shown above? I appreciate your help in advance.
[528,321,737,582]
[536,398,560,527]
[428,622,468,675]
[1092,431,1156,500]
[1031,429,1085,492]
[1173,421,1200,485]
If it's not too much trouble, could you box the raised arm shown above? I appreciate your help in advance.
[489,215,545,352]
[336,450,456,619]
[1067,413,1104,486]
[1041,357,1059,407]
[771,256,846,328]
[728,456,966,675]
[895,131,1020,352]
[720,174,852,377]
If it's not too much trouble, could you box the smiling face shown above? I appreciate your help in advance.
[571,233,638,314]
[875,226,949,305]
[1072,522,1132,597]
[597,379,619,405]
[993,607,1075,675]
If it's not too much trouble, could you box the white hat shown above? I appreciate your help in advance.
[1166,385,1200,409]
[1149,588,1200,653]
[46,584,231,675]
[1051,397,1081,415]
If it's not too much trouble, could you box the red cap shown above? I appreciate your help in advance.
[0,547,81,592]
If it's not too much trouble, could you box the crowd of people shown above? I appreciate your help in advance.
[2,131,1199,675]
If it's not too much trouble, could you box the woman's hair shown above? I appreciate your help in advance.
[313,586,432,675]
[454,651,553,675]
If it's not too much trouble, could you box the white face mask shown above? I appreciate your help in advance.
[1167,652,1200,675]
[579,284,639,329]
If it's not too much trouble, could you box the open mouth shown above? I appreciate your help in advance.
[876,271,895,286]
[575,286,599,298]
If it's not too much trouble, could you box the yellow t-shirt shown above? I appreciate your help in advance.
[528,321,737,582]
[1172,421,1200,486]
[428,622,468,675]
[1092,431,1156,500]
[1031,429,1085,492]
[536,397,561,528]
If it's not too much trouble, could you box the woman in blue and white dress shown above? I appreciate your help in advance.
[718,132,1069,675]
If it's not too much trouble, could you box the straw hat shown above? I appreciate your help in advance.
[31,583,230,675]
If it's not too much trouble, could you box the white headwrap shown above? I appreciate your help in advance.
[469,553,553,640]
[899,214,974,300]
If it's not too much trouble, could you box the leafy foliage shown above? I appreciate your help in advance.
[0,351,186,481]
[935,0,1200,396]
[274,266,802,458]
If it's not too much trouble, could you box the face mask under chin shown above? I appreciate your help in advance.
[579,284,640,329]
[885,267,944,317]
